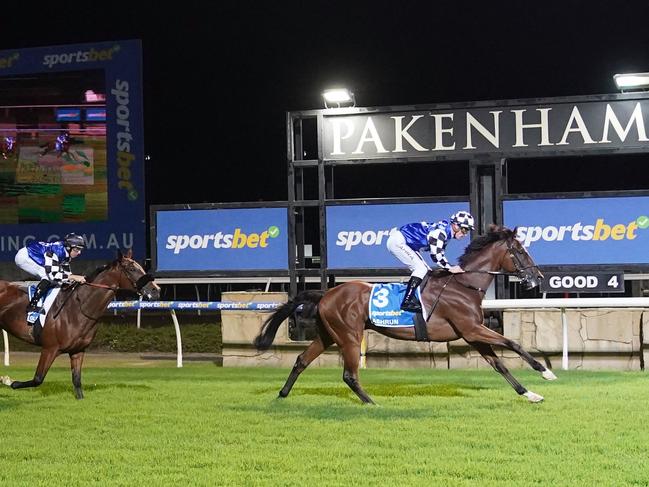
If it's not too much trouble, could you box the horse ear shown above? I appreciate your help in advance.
[117,249,124,260]
[125,248,133,259]
[488,223,500,233]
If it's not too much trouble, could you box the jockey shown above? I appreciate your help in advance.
[1,136,16,159]
[15,233,87,312]
[386,211,475,312]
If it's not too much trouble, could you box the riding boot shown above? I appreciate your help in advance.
[27,279,52,312]
[400,276,423,313]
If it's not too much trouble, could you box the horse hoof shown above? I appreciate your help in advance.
[524,391,544,403]
[0,375,12,386]
[542,369,558,381]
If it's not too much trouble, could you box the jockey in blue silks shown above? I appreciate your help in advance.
[15,233,87,311]
[386,211,475,312]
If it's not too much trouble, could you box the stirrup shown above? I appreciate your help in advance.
[400,299,422,313]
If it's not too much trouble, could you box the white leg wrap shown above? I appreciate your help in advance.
[524,391,544,403]
[542,369,558,381]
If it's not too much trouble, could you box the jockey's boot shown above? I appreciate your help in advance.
[400,276,423,313]
[27,279,52,312]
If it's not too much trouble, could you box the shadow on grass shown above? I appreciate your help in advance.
[227,399,440,421]
[261,382,486,397]
[0,396,20,411]
[1,381,153,397]
[294,382,487,398]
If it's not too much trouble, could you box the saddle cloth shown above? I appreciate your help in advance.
[368,283,425,327]
[26,285,61,325]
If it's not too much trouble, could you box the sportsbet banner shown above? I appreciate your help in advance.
[155,208,288,271]
[503,196,649,265]
[326,202,469,269]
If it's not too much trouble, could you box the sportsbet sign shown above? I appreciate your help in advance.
[154,207,288,271]
[503,195,649,265]
[326,201,469,269]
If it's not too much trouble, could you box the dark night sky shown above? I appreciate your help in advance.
[2,1,649,206]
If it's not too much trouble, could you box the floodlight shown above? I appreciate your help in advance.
[613,72,649,92]
[322,88,355,108]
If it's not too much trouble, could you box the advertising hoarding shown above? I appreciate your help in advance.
[503,195,649,265]
[326,201,470,269]
[154,207,288,272]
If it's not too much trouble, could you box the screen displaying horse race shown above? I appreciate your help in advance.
[0,41,145,260]
[0,69,107,224]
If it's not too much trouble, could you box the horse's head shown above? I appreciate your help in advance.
[115,249,161,300]
[501,227,543,290]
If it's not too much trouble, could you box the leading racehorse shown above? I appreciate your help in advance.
[0,250,160,399]
[255,225,557,404]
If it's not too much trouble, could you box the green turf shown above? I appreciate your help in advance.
[0,361,647,486]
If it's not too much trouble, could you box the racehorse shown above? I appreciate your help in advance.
[255,225,557,404]
[0,250,160,399]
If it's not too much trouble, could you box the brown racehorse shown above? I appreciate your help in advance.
[0,250,160,399]
[255,225,557,404]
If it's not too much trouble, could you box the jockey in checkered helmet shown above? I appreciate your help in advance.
[450,211,475,232]
[386,209,474,313]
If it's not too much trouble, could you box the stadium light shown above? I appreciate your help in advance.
[322,88,355,108]
[613,72,649,92]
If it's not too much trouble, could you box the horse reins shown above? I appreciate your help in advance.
[451,239,540,294]
[51,264,154,321]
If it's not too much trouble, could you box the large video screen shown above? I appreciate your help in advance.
[0,69,107,223]
[0,41,144,260]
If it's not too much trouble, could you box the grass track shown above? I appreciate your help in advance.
[0,358,647,486]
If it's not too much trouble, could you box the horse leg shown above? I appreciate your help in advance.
[341,343,375,405]
[279,334,332,398]
[10,347,59,390]
[69,351,85,400]
[463,325,557,380]
[471,342,544,403]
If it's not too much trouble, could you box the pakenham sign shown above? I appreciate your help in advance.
[323,96,649,160]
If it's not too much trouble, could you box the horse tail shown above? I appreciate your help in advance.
[254,290,325,351]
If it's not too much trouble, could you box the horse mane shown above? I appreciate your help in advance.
[458,225,517,267]
[85,261,117,283]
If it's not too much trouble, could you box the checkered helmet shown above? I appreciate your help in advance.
[450,211,475,231]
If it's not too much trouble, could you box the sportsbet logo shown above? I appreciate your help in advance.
[42,45,120,68]
[518,218,644,247]
[166,226,281,254]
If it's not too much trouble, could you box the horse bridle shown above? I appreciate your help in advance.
[52,260,155,321]
[83,261,154,294]
[465,238,539,277]
[453,238,541,295]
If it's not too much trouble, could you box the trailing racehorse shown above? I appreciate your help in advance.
[0,250,160,399]
[255,225,557,404]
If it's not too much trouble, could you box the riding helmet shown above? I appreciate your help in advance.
[64,233,86,249]
[450,211,475,231]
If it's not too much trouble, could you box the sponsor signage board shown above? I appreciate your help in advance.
[326,201,470,269]
[503,196,649,265]
[154,207,288,272]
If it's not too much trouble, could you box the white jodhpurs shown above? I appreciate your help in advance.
[386,230,430,279]
[15,248,47,280]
